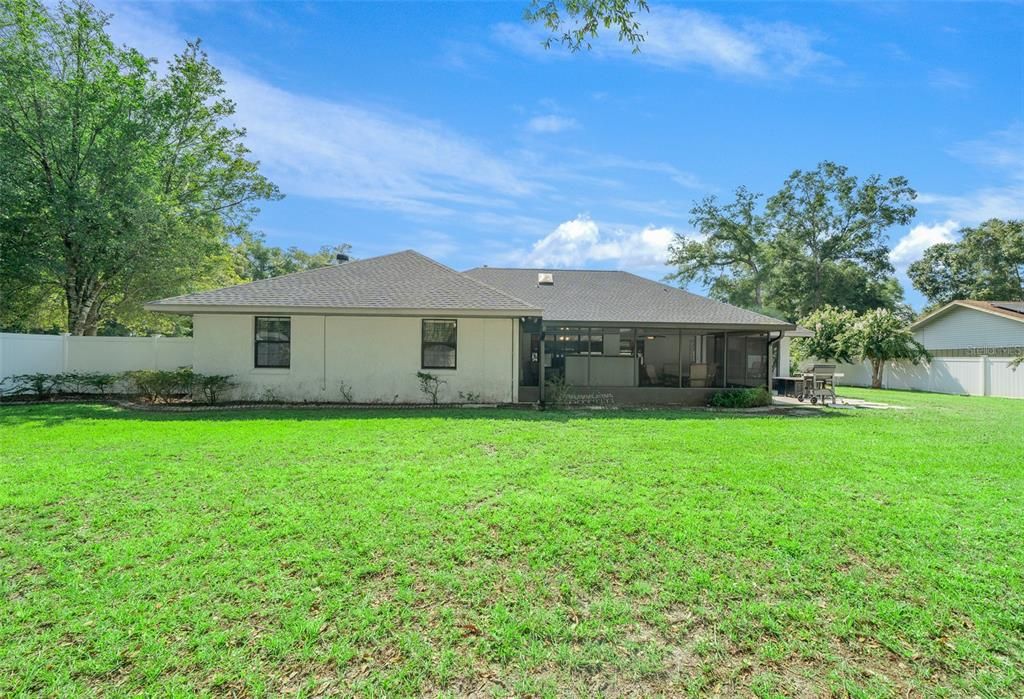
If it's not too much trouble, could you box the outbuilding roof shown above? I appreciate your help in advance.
[910,300,1024,329]
[145,250,540,316]
[463,267,793,329]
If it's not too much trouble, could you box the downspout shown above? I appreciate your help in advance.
[722,332,728,388]
[676,328,683,388]
[766,331,783,393]
[538,326,546,406]
[511,318,517,404]
[322,315,327,392]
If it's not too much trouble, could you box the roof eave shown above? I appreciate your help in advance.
[538,319,795,331]
[144,303,541,317]
[910,300,1024,329]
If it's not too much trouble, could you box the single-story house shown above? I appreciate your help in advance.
[910,300,1024,357]
[146,250,793,404]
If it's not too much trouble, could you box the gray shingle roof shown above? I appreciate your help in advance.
[146,251,539,314]
[463,267,793,329]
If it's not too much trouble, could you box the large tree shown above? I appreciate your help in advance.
[669,162,915,321]
[668,186,774,311]
[765,161,916,319]
[234,234,352,281]
[908,219,1024,308]
[0,0,280,335]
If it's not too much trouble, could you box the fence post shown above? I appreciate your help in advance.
[981,355,989,396]
[61,333,71,373]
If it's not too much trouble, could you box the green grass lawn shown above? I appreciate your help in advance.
[1,389,1022,697]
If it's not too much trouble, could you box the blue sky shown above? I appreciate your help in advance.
[102,1,1022,309]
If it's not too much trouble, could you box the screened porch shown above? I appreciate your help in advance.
[518,324,770,402]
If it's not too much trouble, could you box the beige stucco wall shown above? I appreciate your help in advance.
[192,313,519,403]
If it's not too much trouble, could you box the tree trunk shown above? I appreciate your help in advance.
[65,280,99,336]
[871,359,883,389]
[82,300,102,336]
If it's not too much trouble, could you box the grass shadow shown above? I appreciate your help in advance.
[0,400,855,428]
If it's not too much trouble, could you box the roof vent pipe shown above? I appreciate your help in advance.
[336,253,350,263]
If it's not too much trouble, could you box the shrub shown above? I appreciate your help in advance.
[1,373,62,398]
[338,380,354,403]
[193,374,235,403]
[416,371,446,404]
[709,387,772,409]
[61,371,120,396]
[123,367,195,403]
[543,374,570,405]
[458,390,481,403]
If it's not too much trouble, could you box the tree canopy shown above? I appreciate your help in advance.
[668,162,915,321]
[908,219,1024,308]
[790,306,858,365]
[524,0,649,53]
[234,235,352,281]
[669,186,774,312]
[847,308,929,389]
[793,306,928,389]
[0,0,280,335]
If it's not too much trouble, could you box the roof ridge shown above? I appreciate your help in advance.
[149,249,542,312]
[465,266,630,274]
[912,299,1024,328]
[401,253,540,310]
[154,250,418,303]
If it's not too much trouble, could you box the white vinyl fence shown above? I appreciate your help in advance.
[832,356,1024,399]
[0,332,193,385]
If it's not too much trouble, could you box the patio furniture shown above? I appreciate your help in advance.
[772,375,801,397]
[689,363,710,387]
[797,364,837,405]
[644,363,659,386]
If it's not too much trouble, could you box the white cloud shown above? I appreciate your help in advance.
[916,187,1024,224]
[225,72,531,214]
[948,122,1024,173]
[103,3,531,216]
[495,6,832,78]
[523,216,678,269]
[526,114,578,133]
[573,153,706,190]
[928,68,971,90]
[99,2,709,230]
[889,220,958,268]
[918,124,1024,225]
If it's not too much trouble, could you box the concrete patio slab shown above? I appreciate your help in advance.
[772,394,906,410]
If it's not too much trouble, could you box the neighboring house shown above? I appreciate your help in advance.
[910,300,1024,357]
[146,250,792,404]
[830,300,1024,398]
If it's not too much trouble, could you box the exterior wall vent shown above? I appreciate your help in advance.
[537,272,554,285]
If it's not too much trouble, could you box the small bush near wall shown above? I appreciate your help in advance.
[123,368,196,403]
[62,372,121,396]
[543,375,570,405]
[415,372,447,404]
[0,373,64,398]
[708,387,772,409]
[1,368,238,404]
[193,374,235,404]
